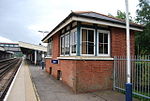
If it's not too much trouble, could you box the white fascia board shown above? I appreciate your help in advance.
[72,16,143,31]
[43,18,73,43]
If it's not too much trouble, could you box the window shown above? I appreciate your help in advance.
[0,44,4,47]
[5,44,9,47]
[47,40,53,56]
[81,28,95,55]
[70,29,77,55]
[60,32,70,56]
[97,30,110,56]
[65,33,70,55]
[61,35,65,55]
[10,44,14,47]
[60,29,77,56]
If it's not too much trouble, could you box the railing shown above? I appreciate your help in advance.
[114,55,150,100]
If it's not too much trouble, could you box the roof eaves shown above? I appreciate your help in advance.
[73,12,143,29]
[42,11,144,42]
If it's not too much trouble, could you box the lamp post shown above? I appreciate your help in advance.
[38,30,49,69]
[125,0,132,101]
[38,30,49,37]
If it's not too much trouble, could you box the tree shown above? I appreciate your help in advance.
[116,10,126,19]
[108,10,133,22]
[135,0,150,54]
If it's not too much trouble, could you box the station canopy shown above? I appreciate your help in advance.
[18,41,47,54]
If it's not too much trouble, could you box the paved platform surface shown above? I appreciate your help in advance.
[5,61,37,101]
[29,63,139,101]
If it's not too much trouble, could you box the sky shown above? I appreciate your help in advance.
[0,0,139,45]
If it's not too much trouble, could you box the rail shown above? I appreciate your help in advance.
[0,58,22,100]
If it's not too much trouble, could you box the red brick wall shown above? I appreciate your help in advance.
[111,27,135,56]
[45,59,77,92]
[45,59,113,93]
[52,32,60,59]
[45,27,135,93]
[76,60,113,92]
[59,60,76,91]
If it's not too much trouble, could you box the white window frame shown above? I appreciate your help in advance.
[47,40,53,57]
[80,27,95,56]
[64,32,70,56]
[60,34,65,56]
[97,30,110,56]
[60,32,70,56]
[70,28,77,56]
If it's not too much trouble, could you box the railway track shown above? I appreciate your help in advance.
[0,58,22,100]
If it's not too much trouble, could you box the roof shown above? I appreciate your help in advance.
[18,41,47,52]
[42,11,144,43]
[74,11,142,27]
[0,47,5,51]
[0,42,18,45]
[0,46,14,54]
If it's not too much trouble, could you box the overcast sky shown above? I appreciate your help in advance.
[0,0,139,45]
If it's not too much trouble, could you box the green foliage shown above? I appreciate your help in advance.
[136,0,150,25]
[108,0,150,55]
[14,52,23,57]
[116,10,133,21]
[116,10,126,19]
[108,10,133,22]
[135,0,150,55]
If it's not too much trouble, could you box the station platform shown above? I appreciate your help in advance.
[4,60,139,101]
[4,60,38,101]
[28,62,139,101]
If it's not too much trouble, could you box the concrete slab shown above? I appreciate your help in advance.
[5,61,37,101]
[28,63,139,101]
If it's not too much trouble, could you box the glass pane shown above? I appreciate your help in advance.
[99,33,103,43]
[74,31,77,43]
[72,45,76,53]
[82,29,87,42]
[61,37,65,55]
[82,42,87,54]
[104,44,108,54]
[62,48,65,55]
[104,34,108,43]
[65,47,69,54]
[49,42,52,55]
[99,44,103,54]
[65,34,69,55]
[88,42,94,54]
[70,33,73,45]
[88,30,94,42]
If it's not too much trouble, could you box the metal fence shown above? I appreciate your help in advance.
[113,55,150,100]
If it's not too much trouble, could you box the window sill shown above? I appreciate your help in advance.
[57,56,114,60]
[45,56,52,59]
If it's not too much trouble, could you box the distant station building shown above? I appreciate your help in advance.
[42,11,143,93]
[18,41,47,65]
[0,46,14,59]
[0,42,22,58]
